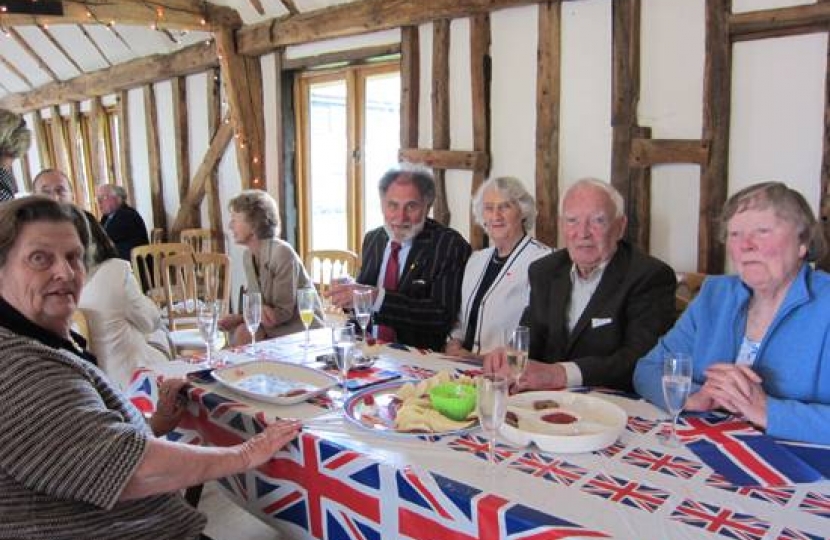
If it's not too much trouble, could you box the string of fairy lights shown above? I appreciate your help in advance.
[0,0,263,185]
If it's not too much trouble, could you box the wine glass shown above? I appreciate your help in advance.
[504,325,530,383]
[332,323,356,406]
[297,287,317,349]
[242,291,262,351]
[197,299,221,367]
[352,289,373,341]
[661,352,692,446]
[476,374,509,472]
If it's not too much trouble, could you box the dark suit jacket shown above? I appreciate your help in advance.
[522,240,676,391]
[357,218,471,351]
[101,204,149,261]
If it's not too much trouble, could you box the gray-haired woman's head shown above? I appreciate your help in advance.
[0,110,31,159]
[228,190,281,239]
[472,176,537,232]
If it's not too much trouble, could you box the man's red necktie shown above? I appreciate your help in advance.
[376,241,401,342]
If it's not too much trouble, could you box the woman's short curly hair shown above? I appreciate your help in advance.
[471,176,537,232]
[719,181,827,262]
[228,190,281,239]
[0,110,31,159]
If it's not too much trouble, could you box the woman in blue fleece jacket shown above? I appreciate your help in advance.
[634,182,830,444]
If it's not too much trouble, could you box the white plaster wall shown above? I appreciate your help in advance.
[127,87,154,225]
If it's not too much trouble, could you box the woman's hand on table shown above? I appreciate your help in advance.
[149,377,188,436]
[261,305,278,327]
[328,282,375,310]
[444,339,479,360]
[703,363,768,429]
[238,419,303,468]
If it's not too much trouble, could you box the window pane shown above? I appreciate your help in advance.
[362,72,401,235]
[308,80,347,251]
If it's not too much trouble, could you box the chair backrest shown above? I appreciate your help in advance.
[304,249,359,295]
[180,228,214,254]
[162,252,231,330]
[131,242,194,306]
[675,271,707,316]
[150,228,165,244]
[71,309,90,343]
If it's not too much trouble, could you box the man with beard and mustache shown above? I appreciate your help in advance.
[329,164,471,351]
[486,178,676,392]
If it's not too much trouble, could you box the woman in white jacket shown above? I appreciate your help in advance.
[446,177,550,358]
[79,216,171,390]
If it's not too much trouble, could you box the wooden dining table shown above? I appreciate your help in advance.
[129,329,830,540]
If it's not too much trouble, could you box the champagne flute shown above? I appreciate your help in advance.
[297,287,317,349]
[242,291,262,351]
[197,299,221,367]
[504,325,530,382]
[477,374,509,472]
[352,289,373,341]
[661,352,692,446]
[332,323,356,406]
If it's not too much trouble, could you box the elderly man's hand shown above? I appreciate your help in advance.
[328,282,375,310]
[703,363,768,429]
[514,361,567,392]
[237,419,303,469]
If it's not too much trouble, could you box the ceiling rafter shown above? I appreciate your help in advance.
[248,0,265,16]
[278,0,298,16]
[0,1,242,32]
[78,24,112,67]
[7,28,59,80]
[0,53,34,88]
[39,27,85,74]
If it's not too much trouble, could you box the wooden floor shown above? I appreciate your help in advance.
[199,481,287,540]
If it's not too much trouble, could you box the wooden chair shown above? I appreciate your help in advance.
[150,228,165,244]
[131,242,194,307]
[180,228,214,254]
[162,252,231,355]
[304,249,359,295]
[71,309,90,344]
[675,271,707,317]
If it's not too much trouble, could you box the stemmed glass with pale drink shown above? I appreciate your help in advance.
[661,352,692,446]
[477,374,509,473]
[332,323,356,407]
[504,325,530,383]
[297,287,317,349]
[242,291,262,351]
[197,299,221,367]
[352,289,373,341]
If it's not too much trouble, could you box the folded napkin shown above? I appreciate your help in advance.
[676,414,829,486]
[339,367,401,391]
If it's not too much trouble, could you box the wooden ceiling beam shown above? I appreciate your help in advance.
[0,1,242,32]
[0,40,218,112]
[730,2,830,41]
[238,0,548,56]
[279,0,299,16]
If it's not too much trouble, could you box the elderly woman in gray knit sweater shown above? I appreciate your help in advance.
[0,197,301,540]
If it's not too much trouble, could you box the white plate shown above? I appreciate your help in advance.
[212,360,338,405]
[500,391,627,453]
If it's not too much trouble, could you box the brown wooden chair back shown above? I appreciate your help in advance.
[150,228,165,244]
[161,252,231,331]
[131,242,194,306]
[675,271,707,317]
[304,249,359,295]
[180,228,214,254]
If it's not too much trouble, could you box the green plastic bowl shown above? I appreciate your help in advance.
[429,382,477,421]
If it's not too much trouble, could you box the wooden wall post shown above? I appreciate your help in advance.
[143,85,167,232]
[469,14,492,250]
[819,1,830,271]
[535,0,561,247]
[431,20,452,226]
[117,90,134,205]
[172,76,191,207]
[89,98,109,186]
[205,68,224,252]
[400,26,420,150]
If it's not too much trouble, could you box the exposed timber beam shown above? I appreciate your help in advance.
[398,149,489,172]
[279,0,299,16]
[0,41,218,113]
[0,1,241,32]
[630,139,711,167]
[238,0,549,56]
[730,2,830,41]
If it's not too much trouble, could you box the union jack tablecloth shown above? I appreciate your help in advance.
[130,334,830,540]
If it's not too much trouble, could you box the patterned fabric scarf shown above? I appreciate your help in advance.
[0,167,15,202]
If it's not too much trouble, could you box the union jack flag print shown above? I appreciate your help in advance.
[777,527,825,540]
[670,499,769,540]
[396,468,610,539]
[446,433,515,463]
[798,491,830,519]
[676,416,822,486]
[581,473,670,513]
[127,368,157,414]
[621,447,702,479]
[509,453,588,486]
[626,416,658,435]
[594,440,626,458]
[705,473,796,506]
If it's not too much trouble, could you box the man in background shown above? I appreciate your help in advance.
[329,164,471,351]
[33,168,97,224]
[95,183,149,260]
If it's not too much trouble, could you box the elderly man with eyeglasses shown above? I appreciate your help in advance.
[486,178,676,392]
